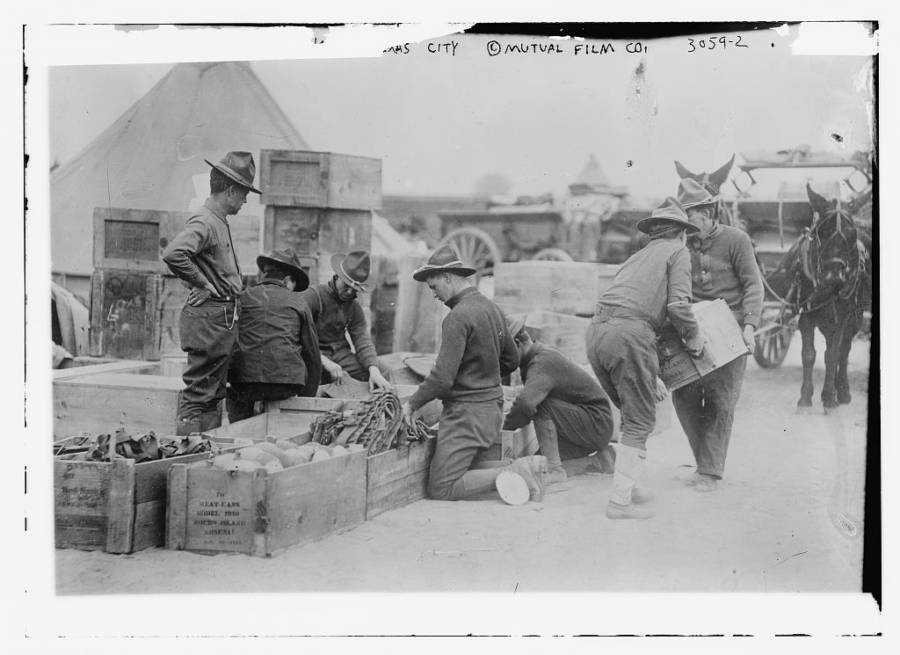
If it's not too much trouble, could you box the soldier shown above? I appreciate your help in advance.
[162,151,258,435]
[298,251,392,393]
[226,249,322,422]
[402,245,548,503]
[586,197,704,519]
[503,314,616,484]
[673,178,763,492]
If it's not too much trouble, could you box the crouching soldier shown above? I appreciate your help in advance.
[586,197,705,519]
[503,314,616,485]
[401,245,549,503]
[226,249,322,422]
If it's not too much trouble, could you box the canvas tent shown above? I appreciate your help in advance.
[50,61,310,298]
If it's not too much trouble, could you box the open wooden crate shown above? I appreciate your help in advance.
[54,436,247,554]
[166,446,368,557]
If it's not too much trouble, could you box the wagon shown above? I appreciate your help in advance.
[728,147,873,368]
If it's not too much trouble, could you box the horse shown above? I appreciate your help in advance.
[764,184,871,411]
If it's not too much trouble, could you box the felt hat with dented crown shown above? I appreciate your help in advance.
[636,196,700,235]
[412,244,477,282]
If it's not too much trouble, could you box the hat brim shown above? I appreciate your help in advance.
[412,264,478,282]
[257,254,310,291]
[636,216,700,235]
[679,196,719,210]
[331,253,370,292]
[205,159,262,194]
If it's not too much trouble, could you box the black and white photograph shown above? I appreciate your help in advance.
[15,12,891,647]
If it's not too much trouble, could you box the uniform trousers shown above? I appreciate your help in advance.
[585,317,659,450]
[671,355,747,479]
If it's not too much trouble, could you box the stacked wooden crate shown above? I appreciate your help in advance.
[259,150,381,287]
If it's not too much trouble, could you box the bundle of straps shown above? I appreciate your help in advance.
[54,428,217,462]
[310,390,431,455]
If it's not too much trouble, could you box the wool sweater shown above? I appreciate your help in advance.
[297,280,379,369]
[688,224,764,328]
[408,287,519,412]
[503,342,612,431]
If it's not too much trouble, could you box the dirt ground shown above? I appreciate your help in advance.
[55,334,871,594]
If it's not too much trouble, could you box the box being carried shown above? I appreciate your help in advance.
[657,299,749,391]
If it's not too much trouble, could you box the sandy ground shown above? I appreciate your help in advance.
[56,333,871,594]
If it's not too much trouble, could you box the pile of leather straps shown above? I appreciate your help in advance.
[53,427,218,463]
[310,390,431,455]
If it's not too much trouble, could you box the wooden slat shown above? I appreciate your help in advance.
[166,464,188,551]
[265,450,367,554]
[366,438,434,520]
[54,375,181,439]
[52,360,158,380]
[182,466,257,554]
[105,458,136,553]
[132,499,167,552]
[55,460,110,549]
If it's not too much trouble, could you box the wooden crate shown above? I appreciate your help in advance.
[262,205,372,287]
[89,269,161,360]
[167,449,368,557]
[55,439,245,553]
[657,299,749,390]
[259,149,382,210]
[493,261,620,317]
[54,373,183,440]
[524,310,590,365]
[365,437,435,520]
[206,411,315,443]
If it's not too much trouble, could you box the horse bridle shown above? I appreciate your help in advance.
[801,205,866,310]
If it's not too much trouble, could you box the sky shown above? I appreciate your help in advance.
[47,24,875,201]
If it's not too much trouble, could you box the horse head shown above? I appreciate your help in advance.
[806,183,861,292]
[674,155,736,195]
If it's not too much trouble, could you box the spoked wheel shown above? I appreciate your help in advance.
[531,248,574,262]
[753,305,795,368]
[437,227,503,278]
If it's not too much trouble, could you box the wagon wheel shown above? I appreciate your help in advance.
[753,307,795,368]
[531,248,574,262]
[437,227,503,278]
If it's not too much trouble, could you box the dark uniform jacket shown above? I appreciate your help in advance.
[408,287,519,412]
[503,342,612,431]
[162,199,243,299]
[228,279,321,394]
[298,280,379,372]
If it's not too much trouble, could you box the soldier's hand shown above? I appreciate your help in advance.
[187,284,219,307]
[742,325,756,350]
[654,377,669,403]
[368,367,393,393]
[323,359,344,384]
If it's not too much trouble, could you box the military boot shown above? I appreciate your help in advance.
[504,455,549,502]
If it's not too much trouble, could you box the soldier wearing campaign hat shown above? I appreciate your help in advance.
[163,151,260,435]
[403,245,550,505]
[297,251,392,392]
[226,249,321,422]
[586,197,704,519]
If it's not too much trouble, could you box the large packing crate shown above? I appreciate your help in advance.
[259,150,382,210]
[54,373,183,440]
[493,261,620,317]
[657,299,749,390]
[167,448,368,557]
[54,437,246,554]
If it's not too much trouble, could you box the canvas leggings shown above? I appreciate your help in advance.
[671,355,748,479]
[585,318,659,450]
[428,399,505,500]
[177,300,239,432]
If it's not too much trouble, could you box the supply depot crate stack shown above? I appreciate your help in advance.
[259,150,381,287]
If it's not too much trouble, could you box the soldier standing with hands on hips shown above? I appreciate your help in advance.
[162,151,259,435]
